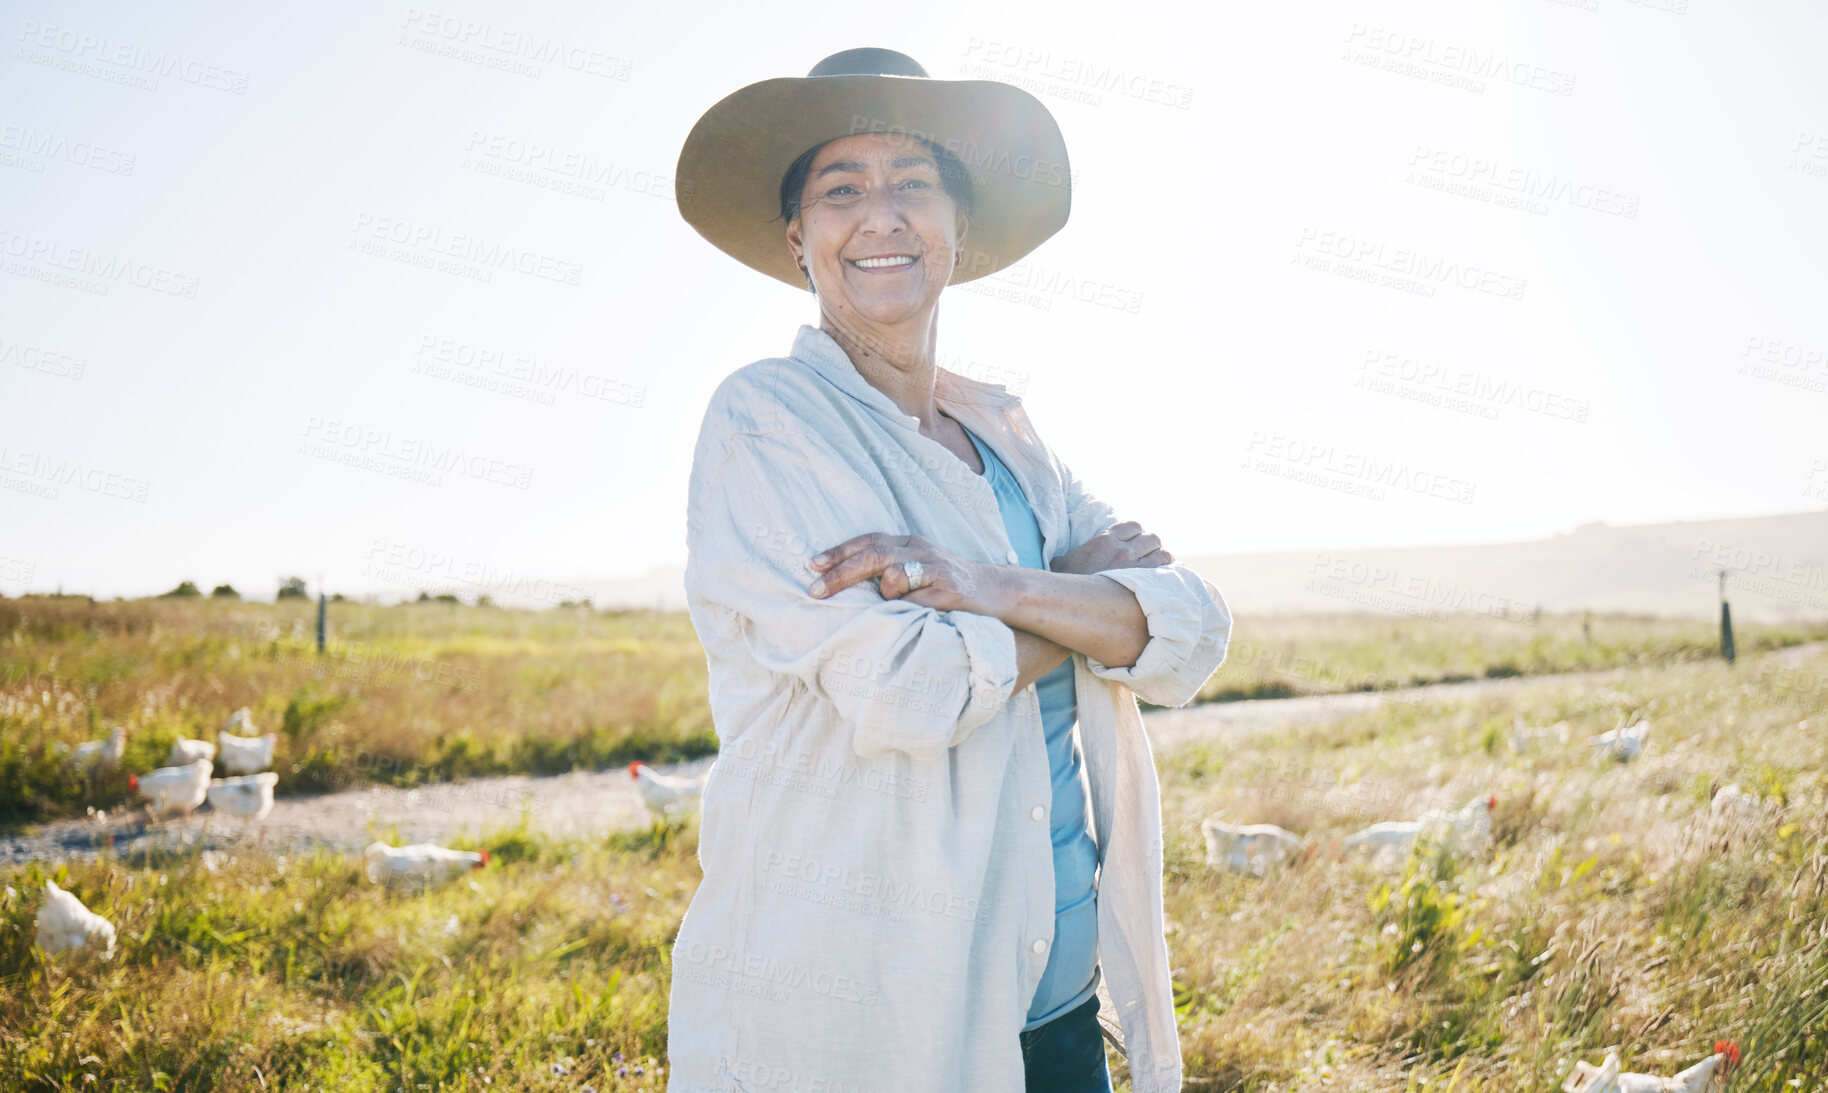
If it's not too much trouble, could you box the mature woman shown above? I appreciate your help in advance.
[667,48,1232,1093]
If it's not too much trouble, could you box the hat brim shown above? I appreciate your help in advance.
[676,73,1071,290]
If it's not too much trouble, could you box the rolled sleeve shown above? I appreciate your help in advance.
[688,421,1021,758]
[1084,566,1232,707]
[1051,450,1233,707]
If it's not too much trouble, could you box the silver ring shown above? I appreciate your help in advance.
[901,559,927,591]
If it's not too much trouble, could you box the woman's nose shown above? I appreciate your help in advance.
[855,184,911,234]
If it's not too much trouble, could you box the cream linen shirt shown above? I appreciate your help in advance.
[665,324,1232,1093]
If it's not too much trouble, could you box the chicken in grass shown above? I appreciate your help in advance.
[35,880,116,959]
[168,736,217,767]
[1510,715,1570,754]
[58,725,128,773]
[629,760,708,816]
[1591,717,1650,762]
[1199,816,1309,875]
[1562,1040,1739,1093]
[363,841,491,888]
[216,716,278,775]
[1342,794,1496,864]
[207,772,279,823]
[1708,783,1777,824]
[130,758,213,819]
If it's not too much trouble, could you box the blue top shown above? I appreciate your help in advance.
[962,426,1102,1031]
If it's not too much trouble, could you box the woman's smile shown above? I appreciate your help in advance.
[850,254,920,272]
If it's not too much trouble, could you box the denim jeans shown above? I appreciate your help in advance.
[1019,993,1115,1093]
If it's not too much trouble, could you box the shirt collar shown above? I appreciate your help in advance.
[789,324,1018,432]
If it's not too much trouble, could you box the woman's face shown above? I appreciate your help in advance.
[786,132,966,327]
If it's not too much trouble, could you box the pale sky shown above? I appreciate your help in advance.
[3,0,1825,603]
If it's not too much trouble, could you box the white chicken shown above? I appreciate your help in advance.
[216,725,278,775]
[1708,783,1775,823]
[35,880,116,959]
[1200,816,1309,875]
[168,737,217,766]
[629,760,707,815]
[363,841,490,888]
[130,758,213,818]
[207,772,279,821]
[1562,1040,1739,1093]
[1591,718,1650,762]
[59,726,128,772]
[222,707,256,734]
[1510,716,1570,755]
[1343,794,1496,862]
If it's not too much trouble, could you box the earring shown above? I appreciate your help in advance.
[954,250,965,268]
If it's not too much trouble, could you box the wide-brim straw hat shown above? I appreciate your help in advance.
[675,47,1071,291]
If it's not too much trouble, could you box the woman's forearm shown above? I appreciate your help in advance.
[1012,628,1072,692]
[987,567,1149,669]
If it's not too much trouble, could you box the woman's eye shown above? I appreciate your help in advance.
[825,184,861,198]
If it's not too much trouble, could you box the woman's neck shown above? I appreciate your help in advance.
[821,310,943,428]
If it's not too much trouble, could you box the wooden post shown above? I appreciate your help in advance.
[316,592,327,656]
[1718,569,1735,664]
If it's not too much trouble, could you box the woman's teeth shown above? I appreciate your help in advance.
[852,256,916,269]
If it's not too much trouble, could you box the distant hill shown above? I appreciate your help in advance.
[572,509,1828,621]
[1178,509,1828,622]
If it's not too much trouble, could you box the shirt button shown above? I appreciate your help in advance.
[1031,938,1048,954]
[1005,550,1019,564]
[1030,805,1046,821]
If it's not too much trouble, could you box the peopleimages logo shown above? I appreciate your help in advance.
[349,213,584,286]
[1241,432,1478,505]
[0,229,200,299]
[15,20,251,94]
[846,115,1074,190]
[1293,227,1527,302]
[299,417,534,490]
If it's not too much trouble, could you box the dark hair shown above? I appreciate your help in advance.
[777,136,973,293]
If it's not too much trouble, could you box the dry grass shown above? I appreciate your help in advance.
[1151,644,1828,1091]
[1,596,715,826]
[4,597,1826,1089]
[1194,611,1828,704]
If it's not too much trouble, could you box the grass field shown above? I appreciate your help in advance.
[2,596,1825,1090]
[5,595,1823,826]
[1155,643,1828,1090]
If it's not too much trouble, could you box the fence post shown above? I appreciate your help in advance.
[1718,570,1735,664]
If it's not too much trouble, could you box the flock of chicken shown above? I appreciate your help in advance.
[34,723,713,963]
[1191,713,1762,877]
[31,703,1753,1088]
[58,707,281,825]
[1197,713,1758,1090]
[35,706,509,960]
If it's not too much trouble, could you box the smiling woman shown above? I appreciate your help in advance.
[664,47,1232,1093]
[776,133,975,289]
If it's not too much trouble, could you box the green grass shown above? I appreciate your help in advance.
[0,821,696,1091]
[8,595,1823,829]
[2,602,1825,1089]
[1191,610,1828,704]
[0,596,717,827]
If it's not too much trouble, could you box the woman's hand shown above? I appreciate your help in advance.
[1049,520,1173,575]
[808,533,996,613]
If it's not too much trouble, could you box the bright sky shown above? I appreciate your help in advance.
[3,0,1825,604]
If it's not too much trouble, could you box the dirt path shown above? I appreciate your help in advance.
[5,643,1817,867]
